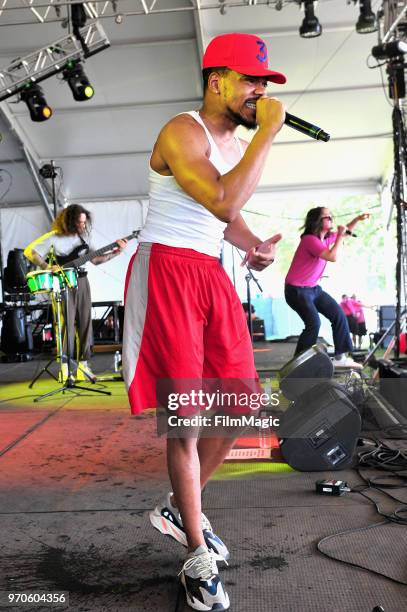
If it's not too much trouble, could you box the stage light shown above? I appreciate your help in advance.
[372,40,407,60]
[356,0,377,34]
[299,1,322,39]
[20,83,52,122]
[63,60,94,101]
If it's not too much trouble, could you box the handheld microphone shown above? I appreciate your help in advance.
[285,112,330,142]
[345,230,357,237]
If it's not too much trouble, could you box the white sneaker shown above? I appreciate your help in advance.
[179,545,230,611]
[76,360,97,382]
[332,355,363,370]
[149,492,230,562]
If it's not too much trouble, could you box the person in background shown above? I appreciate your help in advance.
[284,207,370,369]
[340,294,358,346]
[24,204,127,382]
[351,294,368,349]
[242,302,258,321]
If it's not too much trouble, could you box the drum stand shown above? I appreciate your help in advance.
[31,280,111,402]
[28,285,60,388]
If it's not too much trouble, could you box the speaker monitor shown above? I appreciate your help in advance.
[4,249,30,293]
[379,305,395,329]
[0,308,33,355]
[278,345,334,401]
[279,381,361,471]
[378,358,407,419]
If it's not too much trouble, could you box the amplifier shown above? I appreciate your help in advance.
[378,359,407,418]
[379,305,395,329]
[252,318,265,341]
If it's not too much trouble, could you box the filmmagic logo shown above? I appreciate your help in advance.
[167,413,280,429]
[156,378,281,437]
[167,389,280,412]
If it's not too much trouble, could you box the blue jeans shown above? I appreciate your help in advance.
[285,283,353,356]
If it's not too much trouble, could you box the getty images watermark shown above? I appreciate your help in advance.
[155,378,281,437]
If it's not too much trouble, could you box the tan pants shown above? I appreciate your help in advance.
[63,275,93,362]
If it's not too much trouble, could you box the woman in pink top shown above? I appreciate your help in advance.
[285,207,369,369]
[351,294,368,349]
[340,294,358,345]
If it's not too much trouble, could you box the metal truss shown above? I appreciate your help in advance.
[0,0,299,27]
[0,21,109,102]
[381,0,407,43]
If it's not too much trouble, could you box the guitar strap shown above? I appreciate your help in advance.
[77,235,90,276]
[78,235,90,253]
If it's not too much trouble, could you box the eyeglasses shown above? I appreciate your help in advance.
[321,215,332,221]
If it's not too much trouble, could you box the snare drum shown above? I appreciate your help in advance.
[26,270,54,293]
[55,268,78,290]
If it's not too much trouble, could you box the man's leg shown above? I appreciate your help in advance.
[167,435,230,611]
[76,276,93,361]
[169,435,238,507]
[167,437,206,552]
[197,436,237,489]
[63,287,78,366]
[169,414,248,506]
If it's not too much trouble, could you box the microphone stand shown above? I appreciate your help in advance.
[235,248,263,343]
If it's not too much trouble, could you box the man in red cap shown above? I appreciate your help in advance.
[123,32,286,611]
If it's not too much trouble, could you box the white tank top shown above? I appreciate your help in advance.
[138,111,244,257]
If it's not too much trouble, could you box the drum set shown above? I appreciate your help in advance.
[26,265,110,401]
[26,267,78,295]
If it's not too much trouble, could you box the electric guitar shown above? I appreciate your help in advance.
[56,230,139,268]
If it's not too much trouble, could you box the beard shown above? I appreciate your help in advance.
[225,105,257,130]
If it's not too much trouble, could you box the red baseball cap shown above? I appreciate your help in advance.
[202,32,286,84]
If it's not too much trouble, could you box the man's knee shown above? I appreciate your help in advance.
[167,436,198,454]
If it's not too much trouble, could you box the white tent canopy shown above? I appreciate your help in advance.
[0,0,396,207]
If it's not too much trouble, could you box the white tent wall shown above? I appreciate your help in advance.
[0,205,50,267]
[83,200,146,302]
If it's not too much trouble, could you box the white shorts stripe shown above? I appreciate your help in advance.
[122,244,151,392]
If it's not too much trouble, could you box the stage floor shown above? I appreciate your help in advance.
[0,343,406,611]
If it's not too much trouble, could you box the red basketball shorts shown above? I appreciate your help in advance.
[122,243,258,415]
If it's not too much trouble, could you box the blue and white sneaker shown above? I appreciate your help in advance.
[179,545,230,611]
[149,492,230,563]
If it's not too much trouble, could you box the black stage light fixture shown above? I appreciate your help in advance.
[71,2,87,29]
[299,1,322,39]
[356,0,377,34]
[39,163,57,179]
[20,83,52,122]
[372,40,407,60]
[63,60,94,101]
